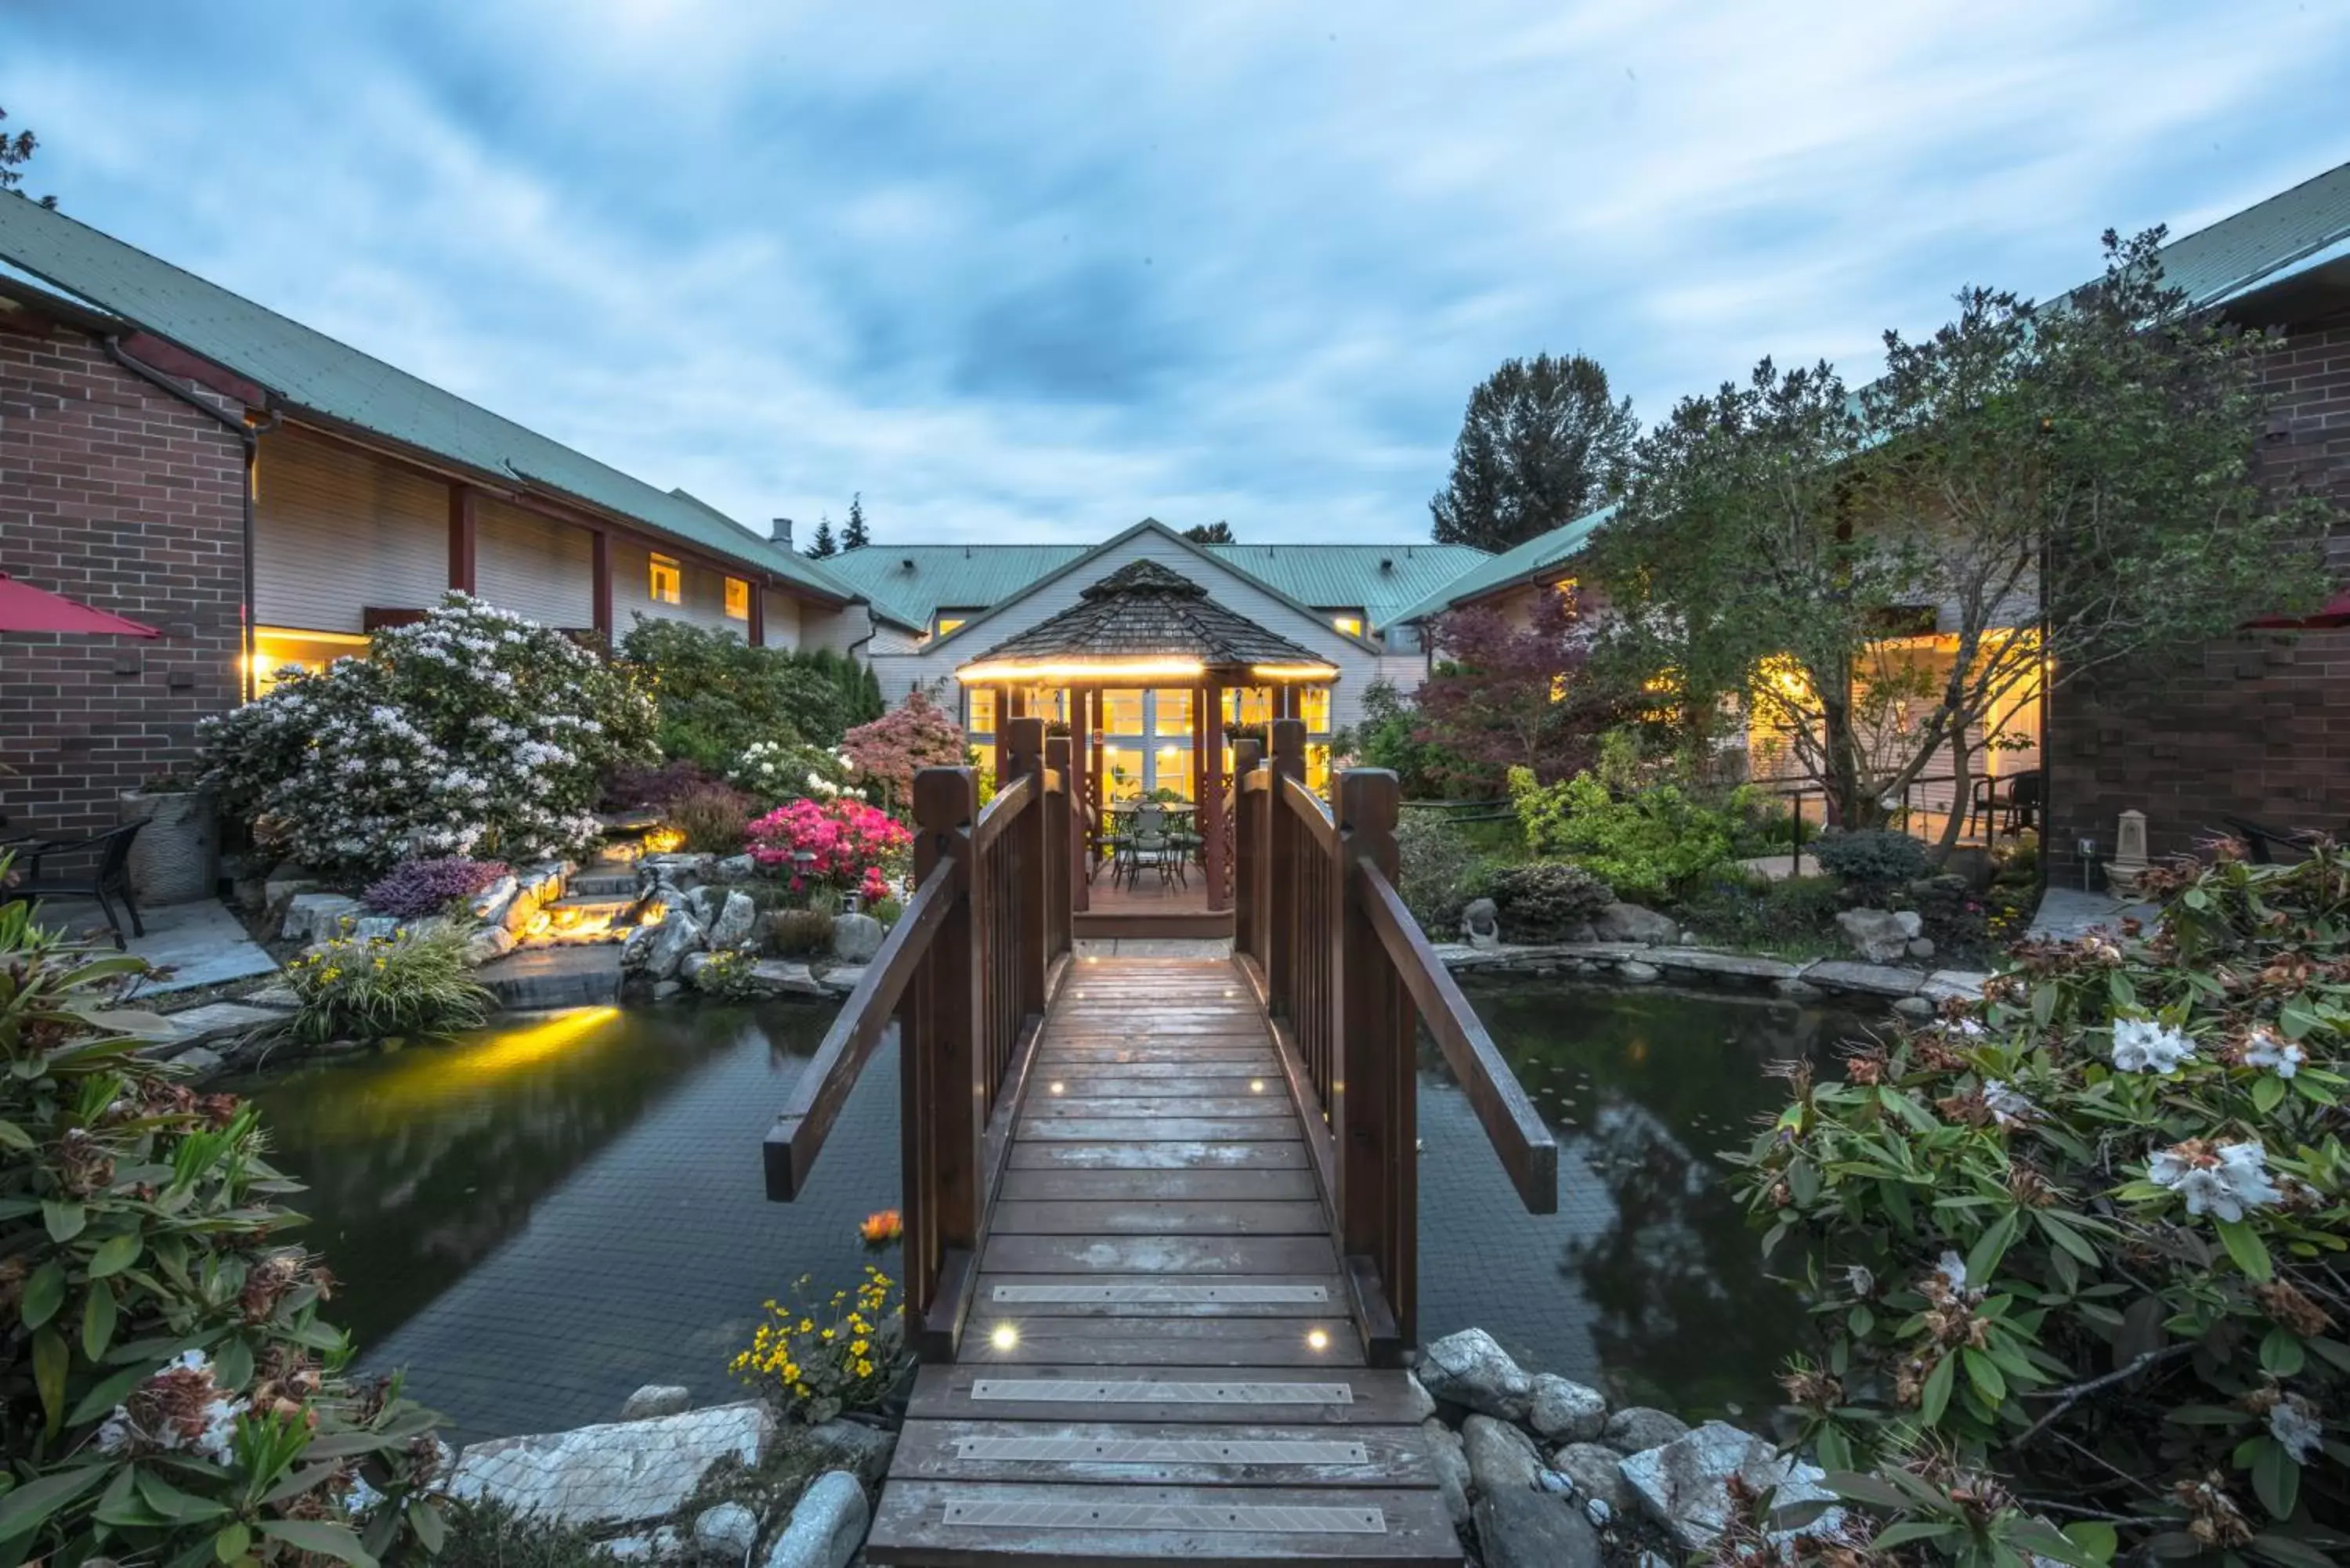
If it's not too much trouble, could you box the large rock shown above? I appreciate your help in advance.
[692,1502,760,1563]
[469,874,520,928]
[747,959,826,998]
[1474,1487,1603,1568]
[1528,1375,1607,1443]
[762,1470,867,1568]
[642,910,706,982]
[713,854,759,883]
[162,1001,286,1049]
[463,926,518,966]
[1602,1407,1690,1454]
[1804,959,1926,998]
[1422,1418,1471,1530]
[708,891,757,949]
[1618,1419,1842,1555]
[620,1384,691,1421]
[280,892,363,944]
[830,912,885,963]
[818,964,866,997]
[1403,1371,1437,1423]
[1462,1413,1542,1496]
[808,1418,898,1488]
[447,1400,775,1527]
[1835,908,1921,964]
[683,886,721,926]
[1549,1441,1632,1513]
[1592,902,1679,945]
[1617,959,1660,984]
[1417,1328,1533,1422]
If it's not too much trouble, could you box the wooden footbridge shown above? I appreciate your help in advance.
[766,719,1556,1566]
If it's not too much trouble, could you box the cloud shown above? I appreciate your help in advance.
[4,0,2346,547]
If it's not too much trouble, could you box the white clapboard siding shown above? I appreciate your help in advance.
[869,532,1405,731]
[800,602,877,658]
[475,497,594,630]
[609,537,744,638]
[254,428,446,631]
[760,587,803,651]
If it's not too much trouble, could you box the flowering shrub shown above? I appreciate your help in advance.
[728,739,863,807]
[841,691,965,814]
[361,855,512,919]
[1734,843,2349,1566]
[730,1266,906,1425]
[0,892,446,1564]
[283,923,494,1045]
[746,799,910,899]
[666,782,758,854]
[1508,763,1747,903]
[200,594,654,876]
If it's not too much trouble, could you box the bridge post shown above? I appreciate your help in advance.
[906,765,982,1357]
[1230,737,1262,961]
[1046,733,1076,959]
[1337,767,1412,1364]
[1005,717,1050,1023]
[1265,717,1307,1017]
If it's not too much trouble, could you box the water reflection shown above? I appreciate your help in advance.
[1421,981,1878,1416]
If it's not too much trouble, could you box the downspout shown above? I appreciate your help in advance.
[103,338,282,702]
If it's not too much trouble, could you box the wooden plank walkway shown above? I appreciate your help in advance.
[865,957,1460,1566]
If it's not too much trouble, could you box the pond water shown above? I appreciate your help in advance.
[236,981,1877,1442]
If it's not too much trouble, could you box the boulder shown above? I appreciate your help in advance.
[1772,976,1824,1001]
[447,1400,775,1527]
[1421,1418,1471,1530]
[692,1501,760,1563]
[280,892,363,944]
[1549,1440,1632,1514]
[1892,995,1937,1019]
[1474,1487,1603,1568]
[1460,898,1502,950]
[1463,1413,1542,1497]
[1905,937,1936,960]
[1602,1407,1690,1455]
[1834,908,1917,964]
[162,1001,286,1049]
[1922,969,1992,1006]
[1416,1328,1533,1422]
[1617,1419,1843,1555]
[1616,960,1660,984]
[818,964,866,996]
[762,1470,867,1568]
[1804,959,1926,998]
[170,1046,224,1077]
[830,912,885,963]
[808,1418,898,1487]
[714,854,759,883]
[352,915,404,942]
[244,983,301,1010]
[1592,902,1679,946]
[263,863,328,914]
[604,1527,685,1562]
[683,886,721,927]
[620,919,661,974]
[1403,1371,1437,1423]
[644,910,706,981]
[1528,1375,1607,1443]
[709,891,757,950]
[653,980,684,1001]
[620,1384,692,1421]
[747,959,826,998]
[469,874,520,927]
[463,927,518,966]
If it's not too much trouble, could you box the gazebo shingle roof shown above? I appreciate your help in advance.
[959,560,1333,674]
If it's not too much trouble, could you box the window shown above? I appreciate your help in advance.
[967,688,997,735]
[1154,745,1194,800]
[649,553,682,605]
[1152,688,1194,738]
[249,627,369,698]
[1307,743,1332,797]
[1386,623,1420,653]
[1331,612,1365,638]
[1101,746,1145,802]
[723,576,750,620]
[1300,686,1330,733]
[936,616,967,639]
[1101,690,1145,736]
[1222,687,1272,727]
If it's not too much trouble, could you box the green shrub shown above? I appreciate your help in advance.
[867,897,904,930]
[690,948,762,999]
[1733,844,2350,1566]
[1672,873,1845,956]
[615,619,870,768]
[0,893,446,1565]
[1814,827,1932,901]
[770,909,836,957]
[439,1496,619,1568]
[667,783,757,854]
[1506,764,1744,903]
[1394,811,1489,935]
[283,922,493,1044]
[1485,862,1615,941]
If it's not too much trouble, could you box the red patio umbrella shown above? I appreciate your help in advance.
[0,573,160,637]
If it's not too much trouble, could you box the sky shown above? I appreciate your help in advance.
[5,1,2348,550]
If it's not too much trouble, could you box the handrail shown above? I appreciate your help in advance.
[971,770,1038,852]
[761,855,956,1201]
[1279,773,1338,850]
[1359,862,1558,1214]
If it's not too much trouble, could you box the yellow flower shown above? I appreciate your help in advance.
[850,1339,868,1356]
[798,1319,814,1333]
[820,1328,835,1340]
[854,1360,873,1378]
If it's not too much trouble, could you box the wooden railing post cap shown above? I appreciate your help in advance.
[1338,768,1401,834]
[1007,714,1047,751]
[1271,716,1306,761]
[913,766,976,829]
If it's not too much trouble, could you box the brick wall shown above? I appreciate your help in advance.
[0,323,248,847]
[2046,317,2350,882]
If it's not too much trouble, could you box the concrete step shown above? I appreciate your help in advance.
[476,945,624,1010]
[568,873,639,897]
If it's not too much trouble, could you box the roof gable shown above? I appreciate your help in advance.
[1387,507,1616,625]
[960,558,1333,673]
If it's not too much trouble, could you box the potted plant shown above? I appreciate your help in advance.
[118,768,215,904]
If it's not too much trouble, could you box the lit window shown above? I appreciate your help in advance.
[1222,687,1271,727]
[968,688,997,735]
[649,554,682,605]
[1101,691,1146,736]
[936,616,967,638]
[1300,686,1330,733]
[249,627,369,698]
[1153,689,1194,737]
[1332,613,1364,637]
[1102,746,1145,801]
[724,576,750,620]
[1307,743,1332,796]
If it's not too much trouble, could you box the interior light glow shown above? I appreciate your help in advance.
[1247,663,1339,681]
[958,658,1207,685]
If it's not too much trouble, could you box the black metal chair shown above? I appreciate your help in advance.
[1969,769,2041,840]
[2220,815,2341,865]
[0,822,147,948]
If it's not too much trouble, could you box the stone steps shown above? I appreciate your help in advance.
[476,945,626,1010]
[569,872,640,897]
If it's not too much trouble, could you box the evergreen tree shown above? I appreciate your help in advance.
[805,514,838,558]
[1430,352,1634,551]
[1181,521,1235,544]
[842,493,870,551]
[1,104,57,208]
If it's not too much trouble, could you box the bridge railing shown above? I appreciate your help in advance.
[763,717,1072,1357]
[1235,717,1557,1364]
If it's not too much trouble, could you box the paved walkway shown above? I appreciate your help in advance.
[2028,885,2157,939]
[31,896,277,995]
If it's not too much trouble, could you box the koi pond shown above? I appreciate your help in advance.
[233,981,1878,1442]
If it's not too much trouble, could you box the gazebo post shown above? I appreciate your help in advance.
[1072,682,1094,911]
[1202,676,1227,911]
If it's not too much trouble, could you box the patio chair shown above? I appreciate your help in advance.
[0,821,147,948]
[1969,770,2041,841]
[1120,805,1177,891]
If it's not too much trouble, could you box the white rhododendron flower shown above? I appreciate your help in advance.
[1934,1251,1968,1293]
[2241,1028,2305,1079]
[2268,1396,2323,1463]
[2110,1017,2196,1075]
[2148,1139,2285,1223]
[1982,1079,2035,1127]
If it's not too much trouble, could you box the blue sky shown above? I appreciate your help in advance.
[7,1,2349,547]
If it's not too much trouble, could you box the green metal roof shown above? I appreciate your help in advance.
[0,199,857,602]
[824,537,1489,634]
[1385,507,1615,626]
[2113,156,2350,311]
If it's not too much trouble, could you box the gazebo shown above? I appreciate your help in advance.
[954,559,1337,916]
